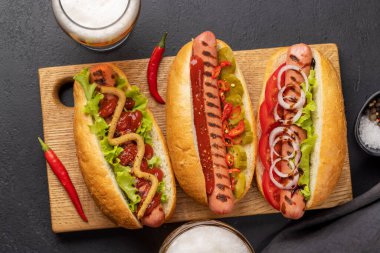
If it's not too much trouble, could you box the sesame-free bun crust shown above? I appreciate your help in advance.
[74,64,176,229]
[255,47,347,209]
[166,40,257,206]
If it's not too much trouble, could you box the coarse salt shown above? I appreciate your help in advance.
[359,116,380,150]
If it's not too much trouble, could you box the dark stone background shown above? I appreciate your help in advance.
[1,0,379,252]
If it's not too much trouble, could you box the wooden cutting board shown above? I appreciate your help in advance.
[38,43,352,233]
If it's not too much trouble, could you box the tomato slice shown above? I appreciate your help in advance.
[262,168,281,210]
[259,102,277,133]
[258,132,271,171]
[259,129,281,210]
[265,63,286,111]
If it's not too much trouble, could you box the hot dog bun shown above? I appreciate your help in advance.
[256,46,346,209]
[74,63,176,229]
[167,40,257,207]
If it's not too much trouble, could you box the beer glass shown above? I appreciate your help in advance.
[52,0,141,51]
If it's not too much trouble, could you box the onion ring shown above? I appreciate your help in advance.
[278,85,306,110]
[271,158,296,178]
[277,64,309,91]
[270,135,301,164]
[269,160,299,190]
[269,126,300,146]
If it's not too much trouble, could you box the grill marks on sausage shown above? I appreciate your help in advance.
[213,153,224,158]
[207,101,220,109]
[207,112,220,119]
[208,122,221,129]
[284,195,294,205]
[202,50,217,59]
[206,92,218,99]
[212,143,224,150]
[290,54,300,63]
[216,183,229,190]
[204,61,216,68]
[201,41,209,47]
[205,82,217,89]
[216,172,229,179]
[210,133,222,139]
[216,193,230,203]
[204,71,212,77]
[214,163,228,169]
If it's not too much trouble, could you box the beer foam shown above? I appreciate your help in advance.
[166,226,251,253]
[52,0,140,44]
[60,0,129,28]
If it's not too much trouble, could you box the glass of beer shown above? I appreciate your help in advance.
[52,0,141,51]
[160,220,255,253]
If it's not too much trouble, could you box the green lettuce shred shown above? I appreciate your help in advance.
[295,69,318,200]
[157,181,168,203]
[115,169,141,212]
[148,156,161,168]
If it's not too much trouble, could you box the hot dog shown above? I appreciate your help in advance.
[256,43,347,219]
[73,63,176,228]
[167,31,257,214]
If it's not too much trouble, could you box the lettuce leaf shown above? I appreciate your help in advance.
[137,112,153,145]
[84,92,103,116]
[115,169,141,212]
[125,85,148,112]
[295,69,318,200]
[74,68,96,100]
[116,76,127,89]
[89,115,108,137]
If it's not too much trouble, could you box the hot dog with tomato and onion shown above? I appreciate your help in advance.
[256,43,347,219]
[73,63,176,228]
[166,31,257,214]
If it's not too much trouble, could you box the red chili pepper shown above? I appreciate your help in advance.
[147,32,167,104]
[220,61,232,68]
[223,135,234,147]
[228,168,241,174]
[218,80,230,92]
[227,120,245,138]
[230,176,235,191]
[38,137,88,222]
[222,102,233,122]
[225,153,234,167]
[212,65,221,79]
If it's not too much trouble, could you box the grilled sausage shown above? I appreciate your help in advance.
[192,31,235,214]
[279,43,312,219]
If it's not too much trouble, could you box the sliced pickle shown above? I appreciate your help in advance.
[234,172,246,199]
[242,131,253,145]
[218,47,236,75]
[225,93,242,106]
[243,119,251,131]
[228,145,247,169]
[222,74,244,97]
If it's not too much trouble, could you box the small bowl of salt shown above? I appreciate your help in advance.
[355,90,380,156]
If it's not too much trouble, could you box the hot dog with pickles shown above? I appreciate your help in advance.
[166,31,257,214]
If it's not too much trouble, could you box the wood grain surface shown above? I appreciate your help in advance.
[38,43,352,233]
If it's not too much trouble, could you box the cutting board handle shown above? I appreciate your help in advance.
[51,76,75,111]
